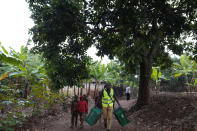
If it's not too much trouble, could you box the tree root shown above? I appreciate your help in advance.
[125,104,145,117]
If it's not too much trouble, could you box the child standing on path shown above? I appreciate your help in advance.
[70,95,78,128]
[77,96,88,129]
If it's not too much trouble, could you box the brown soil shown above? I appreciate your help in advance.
[128,92,197,131]
[21,92,197,131]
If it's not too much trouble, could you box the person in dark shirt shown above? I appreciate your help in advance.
[95,91,103,123]
[70,95,78,128]
[95,91,102,109]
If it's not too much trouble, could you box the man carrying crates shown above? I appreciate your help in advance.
[87,83,129,130]
[100,83,121,131]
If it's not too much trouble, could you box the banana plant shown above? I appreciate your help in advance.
[90,61,108,97]
[0,44,22,80]
[0,43,50,97]
[106,61,121,86]
[151,67,161,91]
[151,66,169,91]
[190,61,197,91]
[172,54,196,92]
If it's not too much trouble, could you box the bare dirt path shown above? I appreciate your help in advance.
[33,93,197,131]
[38,99,136,131]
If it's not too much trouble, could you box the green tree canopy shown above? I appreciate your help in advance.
[87,0,197,109]
[26,0,92,90]
[26,0,197,109]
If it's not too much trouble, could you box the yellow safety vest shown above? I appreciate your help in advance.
[102,88,114,107]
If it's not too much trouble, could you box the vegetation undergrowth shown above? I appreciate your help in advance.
[0,43,72,130]
[0,84,71,131]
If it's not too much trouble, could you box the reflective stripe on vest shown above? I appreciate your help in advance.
[102,88,114,107]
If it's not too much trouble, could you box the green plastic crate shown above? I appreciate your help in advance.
[113,107,130,127]
[85,107,102,126]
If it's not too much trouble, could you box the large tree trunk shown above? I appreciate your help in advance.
[135,57,152,110]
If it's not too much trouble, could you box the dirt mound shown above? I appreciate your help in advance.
[128,93,197,131]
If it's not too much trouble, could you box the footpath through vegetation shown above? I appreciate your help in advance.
[19,93,197,131]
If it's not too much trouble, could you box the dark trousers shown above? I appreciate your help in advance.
[71,111,78,126]
[126,93,130,100]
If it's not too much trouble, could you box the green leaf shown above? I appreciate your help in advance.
[151,68,158,81]
[9,71,25,77]
[31,69,39,74]
[160,75,170,80]
[20,45,24,54]
[158,72,162,78]
[1,46,8,55]
[173,63,182,70]
[19,65,27,72]
[0,54,21,66]
[0,66,11,72]
[194,79,197,86]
